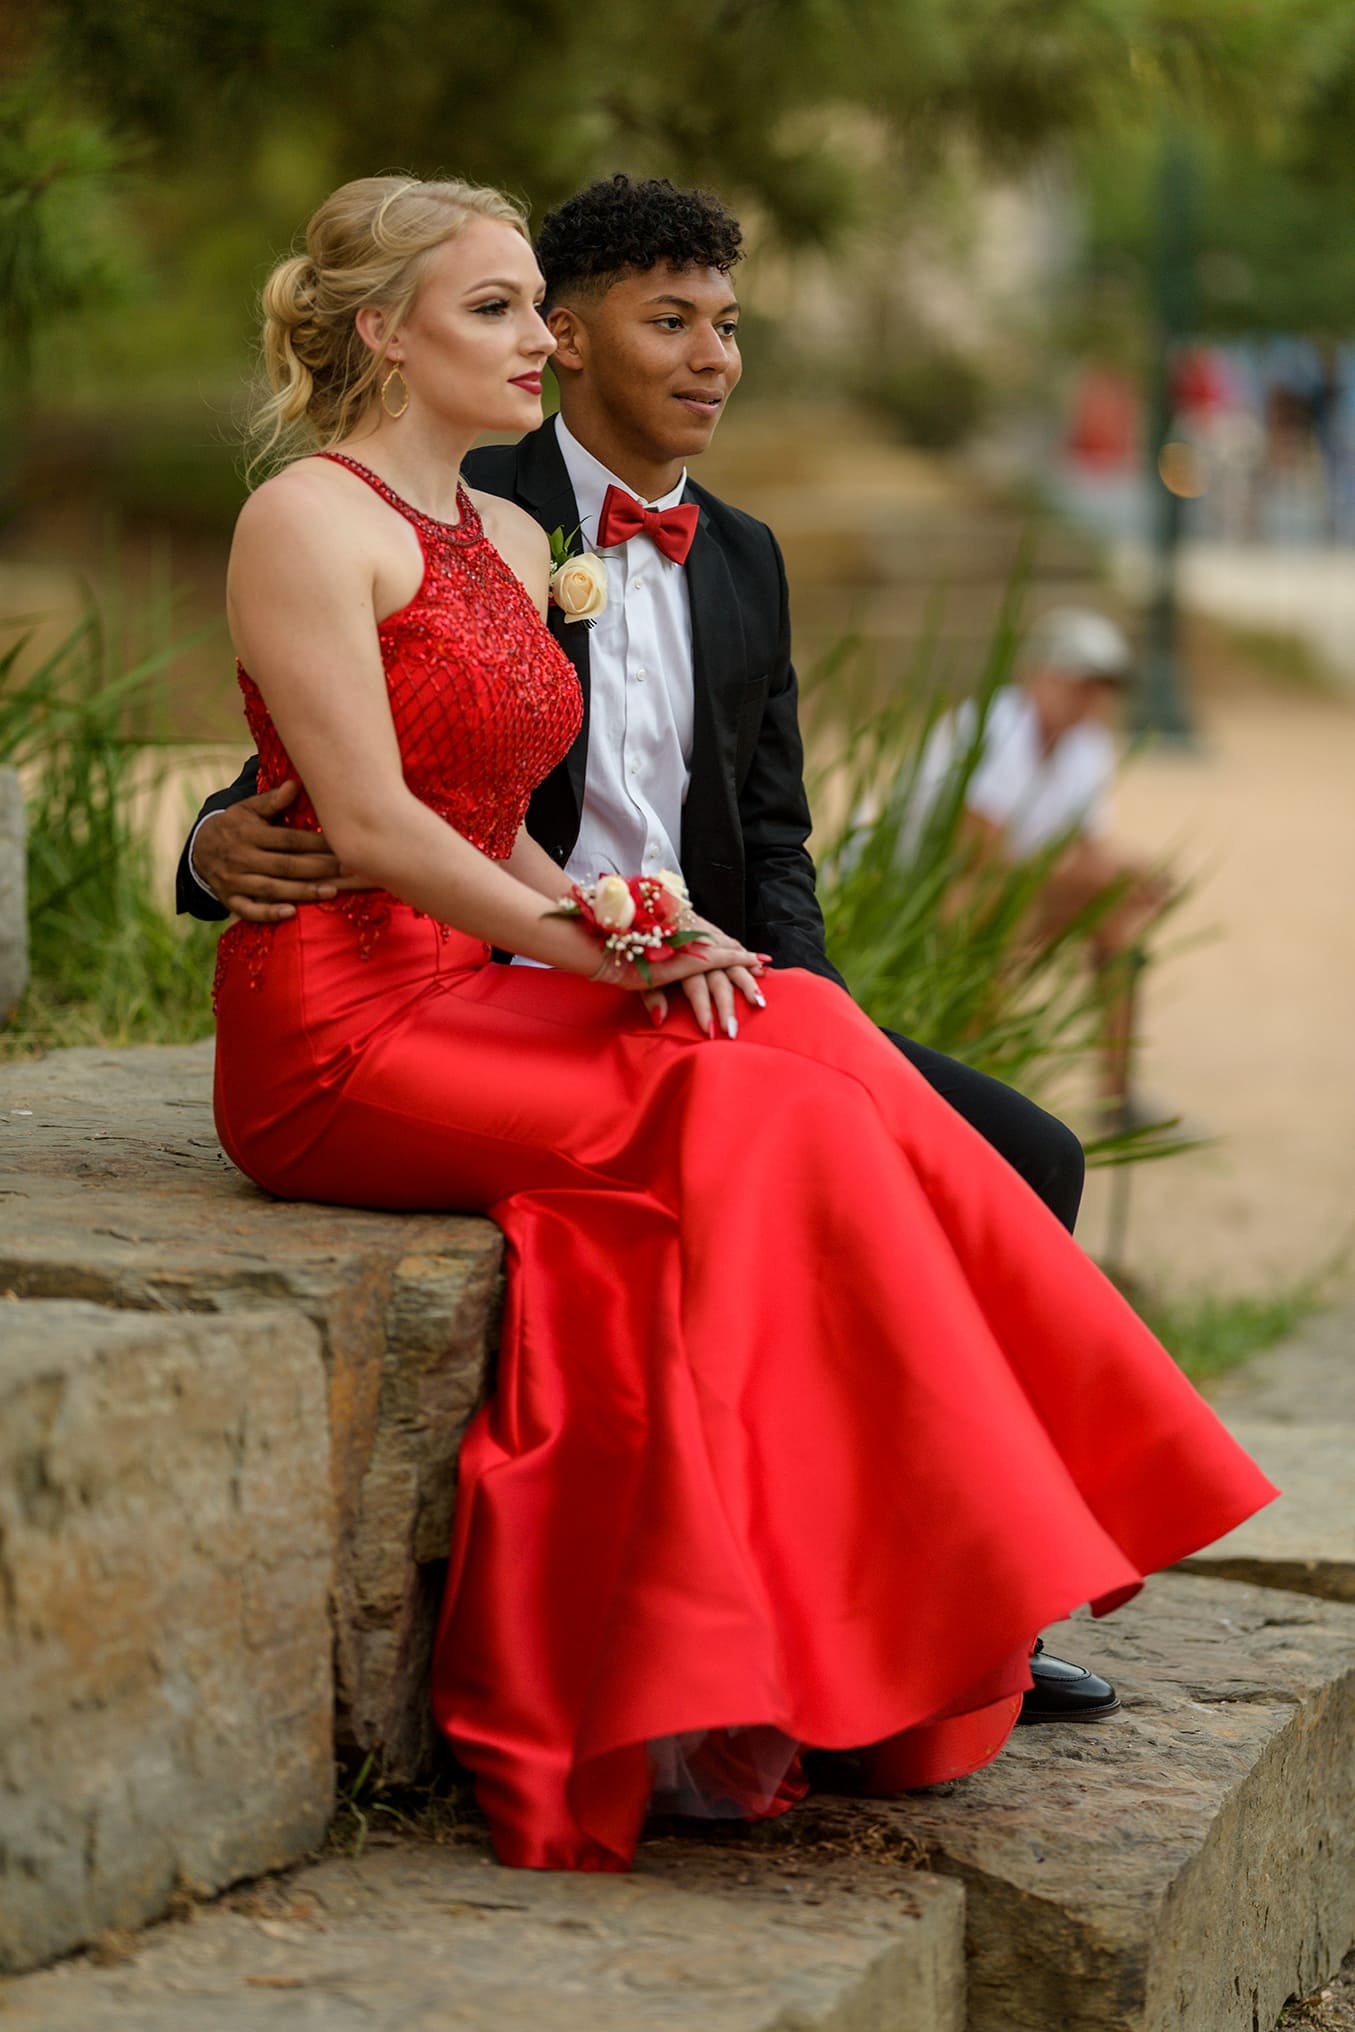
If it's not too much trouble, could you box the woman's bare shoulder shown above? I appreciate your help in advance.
[234,455,385,556]
[237,456,341,531]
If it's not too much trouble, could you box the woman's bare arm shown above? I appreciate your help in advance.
[504,825,574,901]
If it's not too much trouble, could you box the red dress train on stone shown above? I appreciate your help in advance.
[213,458,1275,1873]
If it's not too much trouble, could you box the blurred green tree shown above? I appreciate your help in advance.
[0,74,142,519]
[1081,125,1355,342]
[1075,3,1355,338]
[13,0,1352,405]
[0,80,135,392]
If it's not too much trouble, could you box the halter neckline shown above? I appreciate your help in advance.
[319,452,483,543]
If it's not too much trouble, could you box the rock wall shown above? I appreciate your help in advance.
[0,1041,505,1780]
[0,1302,333,1972]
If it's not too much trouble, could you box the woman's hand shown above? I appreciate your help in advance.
[671,961,768,1039]
[593,918,770,1035]
[637,913,769,1038]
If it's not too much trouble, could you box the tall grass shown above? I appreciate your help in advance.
[0,599,218,1056]
[810,589,1185,1167]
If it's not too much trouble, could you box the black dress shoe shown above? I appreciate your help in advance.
[1017,1636,1121,1724]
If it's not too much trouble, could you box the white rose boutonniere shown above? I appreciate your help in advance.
[548,525,608,626]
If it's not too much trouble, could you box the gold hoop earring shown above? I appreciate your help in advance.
[380,365,410,418]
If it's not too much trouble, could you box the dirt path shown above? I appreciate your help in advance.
[1076,641,1355,1296]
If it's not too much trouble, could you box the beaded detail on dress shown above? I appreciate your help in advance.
[214,454,583,1001]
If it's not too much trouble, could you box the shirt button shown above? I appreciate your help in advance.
[633,574,646,588]
[633,667,647,682]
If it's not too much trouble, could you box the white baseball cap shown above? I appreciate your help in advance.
[1022,608,1134,683]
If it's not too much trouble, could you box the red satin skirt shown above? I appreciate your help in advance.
[214,903,1276,1871]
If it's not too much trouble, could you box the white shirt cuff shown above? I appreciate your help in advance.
[187,811,223,899]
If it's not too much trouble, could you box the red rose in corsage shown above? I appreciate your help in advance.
[551,869,704,983]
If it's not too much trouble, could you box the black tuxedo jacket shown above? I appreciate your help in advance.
[176,418,842,985]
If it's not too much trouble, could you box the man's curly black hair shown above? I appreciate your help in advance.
[536,174,743,306]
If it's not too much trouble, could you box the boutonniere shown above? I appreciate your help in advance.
[547,525,608,626]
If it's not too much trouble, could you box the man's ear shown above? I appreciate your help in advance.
[547,304,587,374]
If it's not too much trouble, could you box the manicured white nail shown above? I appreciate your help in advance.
[725,1016,738,1039]
[752,990,766,1008]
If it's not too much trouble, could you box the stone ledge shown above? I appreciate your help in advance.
[0,1839,966,2031]
[0,1042,505,1778]
[814,1574,1355,2032]
[1178,1422,1355,1605]
[0,1300,333,1975]
[7,1572,1353,2029]
[6,1049,1353,2022]
[1183,1316,1355,1608]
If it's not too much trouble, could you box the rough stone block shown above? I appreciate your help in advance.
[0,1042,504,1778]
[0,1837,966,2030]
[821,1575,1355,2032]
[0,1300,334,1974]
[0,765,27,1026]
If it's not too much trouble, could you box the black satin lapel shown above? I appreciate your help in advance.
[548,605,591,812]
[684,514,747,805]
[512,420,589,818]
[516,416,580,531]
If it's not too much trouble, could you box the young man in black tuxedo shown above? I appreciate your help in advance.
[180,174,1115,1725]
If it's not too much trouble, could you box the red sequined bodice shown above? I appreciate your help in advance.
[220,455,582,988]
[243,455,581,859]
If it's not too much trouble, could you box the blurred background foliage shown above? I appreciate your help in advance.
[6,0,1355,417]
[0,599,219,1054]
[5,0,1355,895]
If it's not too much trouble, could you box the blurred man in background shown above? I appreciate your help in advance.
[913,608,1173,1128]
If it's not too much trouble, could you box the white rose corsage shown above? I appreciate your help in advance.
[549,870,702,983]
[548,525,608,626]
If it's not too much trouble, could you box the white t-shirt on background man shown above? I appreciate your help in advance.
[912,686,1114,857]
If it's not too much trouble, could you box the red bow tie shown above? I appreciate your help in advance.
[596,483,699,566]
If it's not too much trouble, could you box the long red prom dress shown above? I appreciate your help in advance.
[213,456,1276,1873]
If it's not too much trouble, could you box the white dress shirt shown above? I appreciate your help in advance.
[553,416,695,886]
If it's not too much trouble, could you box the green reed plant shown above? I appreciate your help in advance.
[810,589,1186,1168]
[0,597,218,1055]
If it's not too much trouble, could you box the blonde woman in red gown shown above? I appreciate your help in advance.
[213,175,1275,1874]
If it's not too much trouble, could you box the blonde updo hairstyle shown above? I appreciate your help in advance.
[249,174,529,475]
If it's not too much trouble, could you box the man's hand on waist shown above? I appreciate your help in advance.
[192,779,348,924]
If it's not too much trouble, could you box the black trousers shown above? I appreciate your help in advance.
[883,1030,1086,1235]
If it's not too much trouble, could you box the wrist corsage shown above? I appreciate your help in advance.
[550,870,703,983]
[548,525,608,626]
